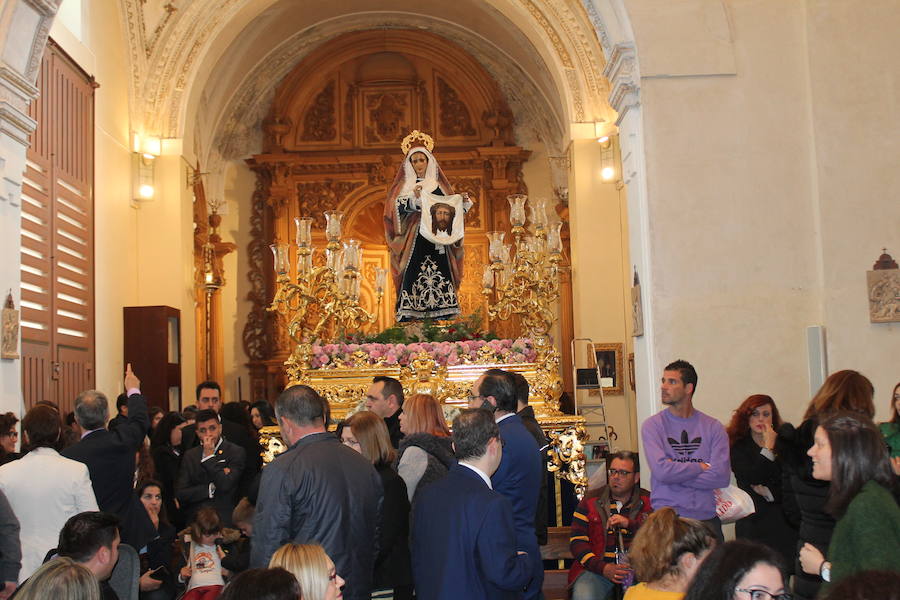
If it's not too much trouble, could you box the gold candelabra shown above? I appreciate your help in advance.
[268,210,386,382]
[482,194,563,352]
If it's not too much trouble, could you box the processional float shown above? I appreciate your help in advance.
[262,130,589,496]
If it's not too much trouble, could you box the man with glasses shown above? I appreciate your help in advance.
[568,451,652,600]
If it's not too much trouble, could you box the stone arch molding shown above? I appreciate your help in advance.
[119,0,617,150]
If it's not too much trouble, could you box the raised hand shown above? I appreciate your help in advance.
[124,363,140,391]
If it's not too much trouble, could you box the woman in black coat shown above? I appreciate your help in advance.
[726,394,797,571]
[779,370,876,600]
[150,412,187,529]
[341,411,413,600]
[136,480,177,600]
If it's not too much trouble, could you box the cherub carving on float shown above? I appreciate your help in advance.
[384,131,472,321]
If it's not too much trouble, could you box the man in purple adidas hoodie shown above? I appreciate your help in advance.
[641,359,730,541]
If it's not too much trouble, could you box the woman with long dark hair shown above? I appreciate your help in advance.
[342,411,412,600]
[799,411,900,593]
[879,381,900,474]
[726,394,797,569]
[150,411,187,528]
[136,480,176,599]
[779,369,875,600]
[683,539,788,600]
[250,401,276,431]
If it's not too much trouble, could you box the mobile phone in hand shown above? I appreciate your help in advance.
[148,566,169,581]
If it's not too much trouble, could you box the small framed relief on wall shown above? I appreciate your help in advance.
[868,249,900,323]
[2,292,19,360]
[589,343,624,396]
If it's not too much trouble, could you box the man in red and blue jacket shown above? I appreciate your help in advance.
[568,451,652,600]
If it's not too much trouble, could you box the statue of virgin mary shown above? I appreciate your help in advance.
[383,131,471,322]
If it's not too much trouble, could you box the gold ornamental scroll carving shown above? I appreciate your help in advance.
[256,350,586,495]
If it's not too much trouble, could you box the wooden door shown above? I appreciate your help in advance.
[20,41,95,412]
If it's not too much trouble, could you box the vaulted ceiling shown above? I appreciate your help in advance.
[120,0,615,165]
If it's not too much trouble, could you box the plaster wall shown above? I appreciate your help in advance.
[54,2,198,402]
[629,0,821,427]
[626,0,899,429]
[804,0,900,423]
[569,138,637,449]
[82,0,138,399]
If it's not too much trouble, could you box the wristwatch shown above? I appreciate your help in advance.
[819,560,831,582]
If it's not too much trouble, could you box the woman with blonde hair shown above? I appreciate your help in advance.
[780,369,875,600]
[396,393,455,504]
[14,557,101,600]
[624,507,717,599]
[269,543,345,600]
[341,411,412,599]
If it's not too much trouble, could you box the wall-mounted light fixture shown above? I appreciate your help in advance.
[598,135,616,182]
[131,133,161,204]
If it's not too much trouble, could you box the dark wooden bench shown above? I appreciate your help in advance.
[541,526,573,600]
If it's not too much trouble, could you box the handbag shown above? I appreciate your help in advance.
[714,484,755,524]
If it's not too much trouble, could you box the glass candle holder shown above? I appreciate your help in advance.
[482,264,494,290]
[270,244,290,275]
[529,197,548,231]
[324,210,344,242]
[486,231,506,263]
[547,221,563,254]
[343,239,361,271]
[298,247,314,277]
[375,267,387,295]
[294,217,313,248]
[507,194,528,228]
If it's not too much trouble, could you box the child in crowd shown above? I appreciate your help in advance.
[179,506,229,600]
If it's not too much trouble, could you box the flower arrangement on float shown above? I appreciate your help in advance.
[308,337,537,369]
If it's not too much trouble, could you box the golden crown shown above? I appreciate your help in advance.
[400,130,435,155]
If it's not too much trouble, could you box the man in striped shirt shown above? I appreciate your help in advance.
[568,451,652,600]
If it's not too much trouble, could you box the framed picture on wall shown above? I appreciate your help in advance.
[589,343,624,395]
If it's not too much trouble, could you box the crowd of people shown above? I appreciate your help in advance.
[0,360,897,600]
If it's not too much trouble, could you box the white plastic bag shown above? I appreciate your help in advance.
[714,484,755,524]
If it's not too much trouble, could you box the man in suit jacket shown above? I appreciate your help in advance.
[62,364,157,551]
[180,381,259,496]
[176,409,246,525]
[106,394,128,431]
[470,369,544,600]
[412,408,532,600]
[510,372,550,546]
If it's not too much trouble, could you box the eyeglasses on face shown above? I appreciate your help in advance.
[736,588,792,600]
[608,468,633,477]
[1,431,17,438]
[466,393,484,403]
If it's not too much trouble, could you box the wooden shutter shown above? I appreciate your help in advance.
[20,41,95,412]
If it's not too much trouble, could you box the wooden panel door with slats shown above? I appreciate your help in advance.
[20,41,95,413]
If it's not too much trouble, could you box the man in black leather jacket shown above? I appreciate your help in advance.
[251,385,383,600]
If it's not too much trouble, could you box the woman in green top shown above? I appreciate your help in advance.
[879,382,900,471]
[800,411,900,593]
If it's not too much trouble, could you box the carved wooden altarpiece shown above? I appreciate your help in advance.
[243,31,540,401]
